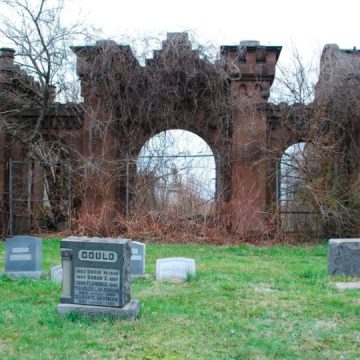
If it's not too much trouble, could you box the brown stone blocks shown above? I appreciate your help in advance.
[0,48,15,70]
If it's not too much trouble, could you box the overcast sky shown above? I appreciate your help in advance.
[1,0,359,71]
[67,0,359,68]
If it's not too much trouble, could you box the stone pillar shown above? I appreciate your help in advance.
[230,104,268,233]
[60,248,73,303]
[0,48,15,81]
[0,49,15,234]
[0,131,6,235]
[71,42,132,232]
[221,41,282,234]
[0,48,15,67]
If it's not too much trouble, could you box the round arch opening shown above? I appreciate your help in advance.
[132,129,217,218]
[279,141,314,233]
[279,142,306,204]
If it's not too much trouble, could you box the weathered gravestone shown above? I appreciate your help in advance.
[130,241,146,277]
[328,239,360,276]
[57,236,140,319]
[156,257,196,281]
[5,236,42,278]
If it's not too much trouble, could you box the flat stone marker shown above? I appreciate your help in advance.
[50,265,62,284]
[57,236,140,320]
[130,241,146,277]
[5,236,42,278]
[156,257,196,281]
[328,239,360,276]
[333,282,360,291]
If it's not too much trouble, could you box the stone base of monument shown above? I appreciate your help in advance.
[131,273,151,281]
[1,270,45,279]
[328,239,360,276]
[57,299,141,320]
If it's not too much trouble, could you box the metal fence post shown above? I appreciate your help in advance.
[8,159,13,236]
[215,152,221,225]
[276,160,281,233]
[215,152,221,201]
[27,160,32,222]
[67,160,72,231]
[125,155,130,220]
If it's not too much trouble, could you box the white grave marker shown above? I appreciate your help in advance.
[50,265,63,284]
[156,257,196,281]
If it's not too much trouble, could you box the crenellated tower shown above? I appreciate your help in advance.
[221,40,281,232]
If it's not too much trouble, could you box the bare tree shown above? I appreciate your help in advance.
[0,0,89,139]
[271,47,318,105]
[0,0,93,233]
[273,45,360,238]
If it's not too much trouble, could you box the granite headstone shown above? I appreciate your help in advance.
[5,236,42,278]
[57,236,140,319]
[130,241,146,276]
[328,239,360,276]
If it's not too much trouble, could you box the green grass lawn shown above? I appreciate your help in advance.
[0,239,359,359]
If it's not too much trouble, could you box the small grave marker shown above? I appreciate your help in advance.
[333,282,360,291]
[5,236,42,278]
[57,236,140,319]
[328,239,360,276]
[50,265,62,284]
[130,241,146,277]
[156,257,196,281]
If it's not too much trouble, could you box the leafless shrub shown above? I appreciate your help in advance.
[0,0,92,234]
[274,45,360,238]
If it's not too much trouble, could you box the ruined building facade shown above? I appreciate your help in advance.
[0,33,359,239]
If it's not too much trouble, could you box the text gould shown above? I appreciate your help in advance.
[78,250,118,262]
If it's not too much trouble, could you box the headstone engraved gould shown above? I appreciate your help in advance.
[57,236,140,319]
[74,249,122,306]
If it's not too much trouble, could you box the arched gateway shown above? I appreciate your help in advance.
[133,129,217,219]
[70,34,282,235]
[0,33,283,236]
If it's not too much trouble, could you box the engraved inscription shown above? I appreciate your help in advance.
[78,250,117,263]
[74,267,121,307]
[12,247,30,253]
[10,254,32,261]
[10,246,31,261]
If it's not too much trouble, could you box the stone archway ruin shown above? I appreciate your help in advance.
[0,33,283,236]
[67,33,281,235]
[3,33,356,239]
